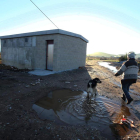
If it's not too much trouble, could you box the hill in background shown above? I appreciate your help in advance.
[88,52,140,58]
[88,52,119,57]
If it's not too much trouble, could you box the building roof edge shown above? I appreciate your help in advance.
[0,29,88,43]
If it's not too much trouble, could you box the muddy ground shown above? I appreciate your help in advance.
[0,60,140,140]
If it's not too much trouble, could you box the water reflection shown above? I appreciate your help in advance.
[32,89,139,139]
[33,89,82,123]
[109,105,132,139]
[98,62,118,73]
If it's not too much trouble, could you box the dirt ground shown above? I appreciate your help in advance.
[0,60,140,140]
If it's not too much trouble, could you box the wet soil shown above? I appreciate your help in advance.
[0,60,140,140]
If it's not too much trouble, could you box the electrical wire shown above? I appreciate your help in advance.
[30,0,59,29]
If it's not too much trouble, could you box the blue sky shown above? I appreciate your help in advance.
[1,0,140,54]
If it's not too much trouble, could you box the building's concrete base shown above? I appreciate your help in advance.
[28,70,57,76]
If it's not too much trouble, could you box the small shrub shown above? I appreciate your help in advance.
[118,54,127,62]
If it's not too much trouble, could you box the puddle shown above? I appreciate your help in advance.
[98,62,117,73]
[33,89,139,139]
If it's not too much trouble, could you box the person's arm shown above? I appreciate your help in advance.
[115,63,127,76]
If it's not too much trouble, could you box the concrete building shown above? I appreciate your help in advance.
[0,29,88,71]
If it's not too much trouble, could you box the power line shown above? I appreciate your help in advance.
[30,0,59,29]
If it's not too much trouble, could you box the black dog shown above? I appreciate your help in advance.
[87,78,101,99]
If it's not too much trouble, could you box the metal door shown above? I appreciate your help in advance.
[47,44,54,70]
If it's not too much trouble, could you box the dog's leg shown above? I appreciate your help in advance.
[87,88,90,99]
[86,92,91,104]
[95,89,97,96]
[90,88,94,99]
[87,92,90,99]
[91,92,93,99]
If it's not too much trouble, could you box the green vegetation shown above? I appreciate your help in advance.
[86,56,119,62]
[86,54,119,61]
[118,53,127,62]
[102,60,119,62]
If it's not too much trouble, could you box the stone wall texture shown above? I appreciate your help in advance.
[36,34,87,71]
[1,37,36,69]
[1,34,87,71]
[56,34,87,71]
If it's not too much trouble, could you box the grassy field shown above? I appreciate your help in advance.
[101,59,119,62]
[86,57,119,62]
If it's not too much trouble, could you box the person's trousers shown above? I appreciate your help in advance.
[121,82,133,101]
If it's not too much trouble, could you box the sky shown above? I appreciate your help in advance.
[0,0,140,55]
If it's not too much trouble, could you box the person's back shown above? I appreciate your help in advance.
[122,57,139,82]
[115,52,139,104]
